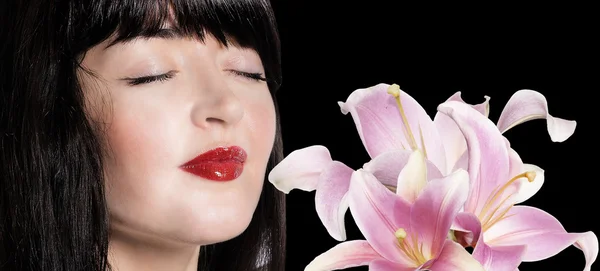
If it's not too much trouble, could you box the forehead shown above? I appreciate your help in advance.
[72,0,280,89]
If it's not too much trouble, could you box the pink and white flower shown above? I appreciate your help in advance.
[438,101,598,271]
[304,168,484,271]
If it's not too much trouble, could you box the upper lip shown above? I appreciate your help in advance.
[180,145,247,167]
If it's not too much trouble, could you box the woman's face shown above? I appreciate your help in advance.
[79,31,276,246]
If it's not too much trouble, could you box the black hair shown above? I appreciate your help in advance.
[0,0,285,270]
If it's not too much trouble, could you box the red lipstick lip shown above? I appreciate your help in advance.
[180,146,247,181]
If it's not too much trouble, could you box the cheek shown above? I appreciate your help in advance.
[244,94,277,181]
[104,102,180,178]
[101,95,185,222]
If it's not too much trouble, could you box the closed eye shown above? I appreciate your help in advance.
[227,70,267,82]
[122,70,178,86]
[121,69,266,86]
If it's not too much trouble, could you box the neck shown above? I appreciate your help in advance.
[108,228,201,271]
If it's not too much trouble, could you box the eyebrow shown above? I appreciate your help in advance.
[104,28,185,50]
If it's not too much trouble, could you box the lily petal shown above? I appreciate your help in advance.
[497,89,576,142]
[427,240,485,271]
[304,240,383,271]
[437,101,511,215]
[511,164,545,204]
[472,240,526,271]
[484,205,598,271]
[363,149,443,189]
[410,169,470,258]
[451,151,469,172]
[268,145,332,193]
[395,149,427,202]
[433,92,490,174]
[507,147,524,183]
[369,260,414,271]
[575,232,599,271]
[500,146,545,206]
[452,212,483,247]
[315,161,354,241]
[453,213,525,271]
[347,169,411,263]
[338,83,447,171]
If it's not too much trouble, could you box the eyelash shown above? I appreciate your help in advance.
[125,71,177,86]
[124,70,267,86]
[227,70,267,82]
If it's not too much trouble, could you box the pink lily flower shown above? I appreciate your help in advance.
[438,101,598,271]
[268,84,482,241]
[304,167,484,271]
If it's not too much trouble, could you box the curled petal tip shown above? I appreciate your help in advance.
[497,89,577,142]
[548,119,577,142]
[576,231,598,271]
[436,102,456,117]
[338,101,349,115]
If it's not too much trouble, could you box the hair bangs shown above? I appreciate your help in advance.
[71,0,282,91]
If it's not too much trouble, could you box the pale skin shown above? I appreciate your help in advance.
[79,30,276,270]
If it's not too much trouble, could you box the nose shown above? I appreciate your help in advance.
[190,80,244,129]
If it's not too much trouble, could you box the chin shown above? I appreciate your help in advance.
[171,206,256,246]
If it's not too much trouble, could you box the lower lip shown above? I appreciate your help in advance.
[181,161,244,181]
[180,146,246,181]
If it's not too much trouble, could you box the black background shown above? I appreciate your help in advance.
[272,2,598,271]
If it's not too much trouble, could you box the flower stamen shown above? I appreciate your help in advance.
[478,171,536,231]
[395,228,428,266]
[387,84,419,151]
